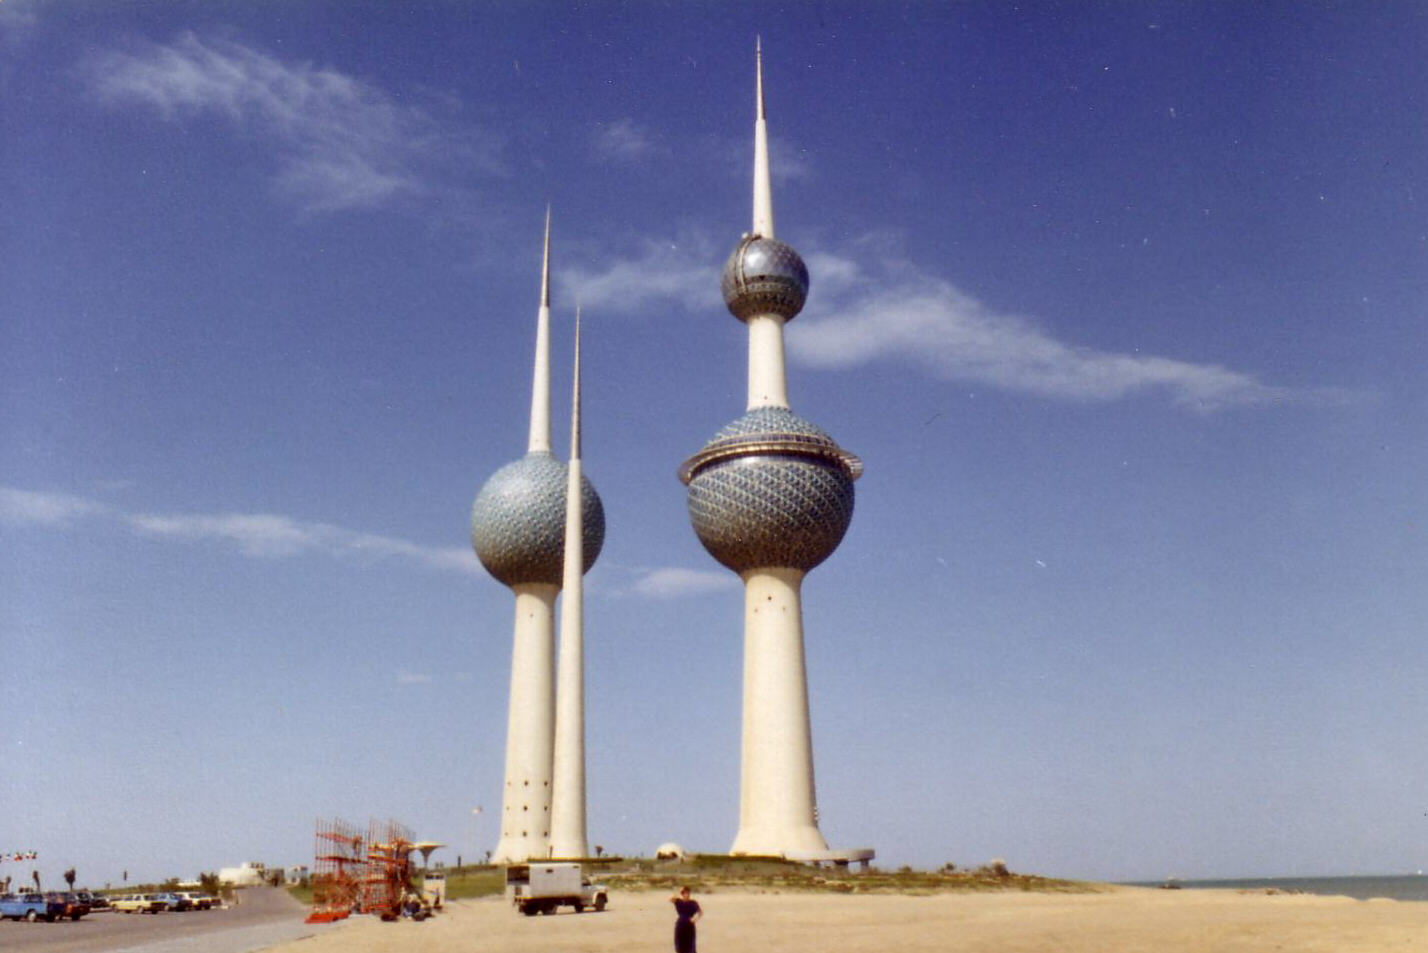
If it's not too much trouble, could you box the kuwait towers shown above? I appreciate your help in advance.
[471,214,604,864]
[679,41,863,857]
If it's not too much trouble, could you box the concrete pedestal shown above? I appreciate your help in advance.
[492,583,557,864]
[731,567,828,855]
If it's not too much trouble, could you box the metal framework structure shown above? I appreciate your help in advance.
[357,818,416,920]
[306,817,366,923]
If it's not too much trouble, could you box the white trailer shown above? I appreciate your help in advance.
[505,863,608,915]
[422,870,446,908]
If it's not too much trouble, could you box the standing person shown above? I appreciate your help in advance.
[669,886,702,953]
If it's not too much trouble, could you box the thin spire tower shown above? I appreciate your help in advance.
[527,207,553,454]
[550,306,588,859]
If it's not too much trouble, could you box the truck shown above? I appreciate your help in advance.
[0,893,64,922]
[505,863,608,916]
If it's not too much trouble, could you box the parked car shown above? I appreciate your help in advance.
[77,891,110,910]
[111,894,165,914]
[46,892,90,919]
[155,892,192,912]
[174,891,213,910]
[0,893,65,921]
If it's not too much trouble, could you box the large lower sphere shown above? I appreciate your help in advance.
[471,452,604,588]
[687,452,854,574]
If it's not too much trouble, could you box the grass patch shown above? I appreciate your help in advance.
[287,859,1098,913]
[442,867,506,900]
[587,858,1098,896]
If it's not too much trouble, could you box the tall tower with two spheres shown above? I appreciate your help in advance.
[471,214,604,864]
[679,42,863,857]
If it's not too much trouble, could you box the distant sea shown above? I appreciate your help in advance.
[1126,875,1428,902]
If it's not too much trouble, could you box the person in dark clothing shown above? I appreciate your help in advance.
[669,886,702,953]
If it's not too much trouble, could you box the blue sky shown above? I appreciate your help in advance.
[2,1,1424,887]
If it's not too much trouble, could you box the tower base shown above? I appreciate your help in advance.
[730,824,828,856]
[731,568,827,856]
[492,583,558,866]
[784,847,877,872]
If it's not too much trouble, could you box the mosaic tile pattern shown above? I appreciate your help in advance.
[721,235,809,322]
[683,407,857,574]
[471,451,605,588]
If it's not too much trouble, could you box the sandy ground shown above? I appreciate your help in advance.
[261,886,1428,953]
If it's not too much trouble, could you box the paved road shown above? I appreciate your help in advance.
[0,887,340,953]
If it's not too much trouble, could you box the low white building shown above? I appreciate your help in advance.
[218,861,268,886]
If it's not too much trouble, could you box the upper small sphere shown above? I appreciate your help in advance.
[721,235,809,322]
[471,452,605,588]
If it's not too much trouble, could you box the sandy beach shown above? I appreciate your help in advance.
[264,887,1428,953]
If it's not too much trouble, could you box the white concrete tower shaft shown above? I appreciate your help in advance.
[549,308,588,859]
[746,38,790,412]
[494,584,556,863]
[731,41,827,856]
[732,566,825,854]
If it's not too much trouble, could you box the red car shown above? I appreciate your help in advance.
[47,892,91,920]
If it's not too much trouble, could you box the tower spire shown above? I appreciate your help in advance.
[550,305,589,859]
[753,37,774,238]
[527,207,553,454]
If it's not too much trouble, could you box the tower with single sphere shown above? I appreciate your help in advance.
[472,213,604,864]
[678,41,863,857]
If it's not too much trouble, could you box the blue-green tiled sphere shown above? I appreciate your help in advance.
[471,452,605,588]
[680,407,859,574]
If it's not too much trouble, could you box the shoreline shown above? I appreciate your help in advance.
[1119,874,1428,903]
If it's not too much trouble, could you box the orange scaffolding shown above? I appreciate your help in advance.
[306,818,366,923]
[357,818,416,921]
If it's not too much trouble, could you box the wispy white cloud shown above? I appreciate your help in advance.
[592,118,663,161]
[128,512,325,557]
[562,233,720,316]
[790,251,1355,411]
[85,32,497,213]
[631,567,739,599]
[2,484,474,574]
[341,531,476,574]
[129,510,476,572]
[0,486,108,525]
[397,671,434,685]
[769,137,812,183]
[565,232,1349,412]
